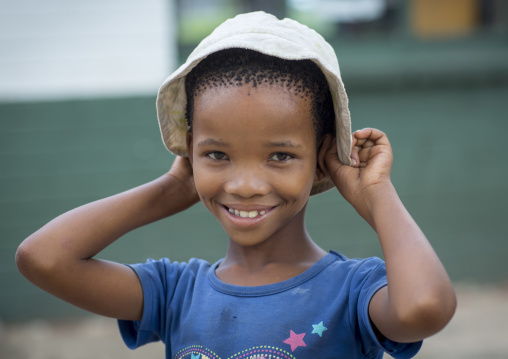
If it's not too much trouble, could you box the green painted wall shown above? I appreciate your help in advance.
[1,84,507,322]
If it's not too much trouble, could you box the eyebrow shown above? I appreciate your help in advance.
[197,138,303,148]
[264,140,303,149]
[197,138,228,147]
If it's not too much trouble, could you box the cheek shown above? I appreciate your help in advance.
[192,172,217,214]
[274,162,315,199]
[192,166,210,195]
[192,162,221,199]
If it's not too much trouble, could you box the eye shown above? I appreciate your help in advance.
[269,152,293,162]
[206,151,229,161]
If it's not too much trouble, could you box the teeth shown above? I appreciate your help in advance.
[227,208,267,218]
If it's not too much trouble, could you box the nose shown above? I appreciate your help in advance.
[224,165,270,198]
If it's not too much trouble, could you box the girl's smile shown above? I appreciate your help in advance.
[224,205,272,219]
[222,204,273,229]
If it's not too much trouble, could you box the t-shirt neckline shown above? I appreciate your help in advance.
[208,251,341,297]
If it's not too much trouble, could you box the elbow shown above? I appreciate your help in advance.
[16,240,32,276]
[16,236,60,284]
[398,287,457,339]
[16,239,40,281]
[384,283,458,343]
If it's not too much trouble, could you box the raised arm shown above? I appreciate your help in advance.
[16,156,199,321]
[321,129,456,343]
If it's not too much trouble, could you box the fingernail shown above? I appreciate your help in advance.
[351,158,357,167]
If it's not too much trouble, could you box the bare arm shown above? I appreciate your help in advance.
[322,129,456,343]
[16,157,199,321]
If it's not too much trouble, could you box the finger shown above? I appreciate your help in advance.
[358,146,373,163]
[353,128,390,147]
[349,135,359,167]
[350,146,360,167]
[355,138,376,148]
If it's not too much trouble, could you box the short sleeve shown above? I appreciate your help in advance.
[117,258,187,349]
[350,257,422,359]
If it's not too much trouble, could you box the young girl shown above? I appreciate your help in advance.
[16,12,456,359]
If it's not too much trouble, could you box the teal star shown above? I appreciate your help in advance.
[191,354,200,359]
[312,321,328,337]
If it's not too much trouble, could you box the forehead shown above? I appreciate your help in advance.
[192,84,315,145]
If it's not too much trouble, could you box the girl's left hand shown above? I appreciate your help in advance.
[323,128,393,221]
[323,129,457,342]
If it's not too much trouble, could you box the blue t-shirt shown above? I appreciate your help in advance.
[118,251,422,359]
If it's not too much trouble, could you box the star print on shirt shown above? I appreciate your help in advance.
[311,321,328,337]
[283,330,307,352]
[191,354,200,359]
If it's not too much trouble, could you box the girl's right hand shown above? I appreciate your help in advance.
[166,156,200,207]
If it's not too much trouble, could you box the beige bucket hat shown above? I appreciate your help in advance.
[156,11,352,195]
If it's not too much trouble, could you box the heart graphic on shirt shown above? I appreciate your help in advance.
[174,345,297,359]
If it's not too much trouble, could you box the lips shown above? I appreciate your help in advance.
[223,205,274,219]
[228,208,266,218]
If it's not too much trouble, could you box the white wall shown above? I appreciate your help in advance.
[0,0,176,101]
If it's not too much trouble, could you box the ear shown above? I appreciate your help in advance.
[186,131,194,165]
[315,134,333,182]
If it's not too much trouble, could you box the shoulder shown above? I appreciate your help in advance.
[323,251,387,300]
[127,257,213,288]
[327,251,386,277]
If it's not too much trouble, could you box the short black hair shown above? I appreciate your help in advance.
[185,48,335,145]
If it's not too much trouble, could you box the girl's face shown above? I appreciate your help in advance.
[187,84,321,249]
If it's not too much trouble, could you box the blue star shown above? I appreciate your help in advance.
[312,321,328,337]
[191,353,200,359]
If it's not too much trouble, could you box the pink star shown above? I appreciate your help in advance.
[283,330,307,352]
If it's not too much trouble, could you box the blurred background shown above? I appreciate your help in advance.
[1,0,507,358]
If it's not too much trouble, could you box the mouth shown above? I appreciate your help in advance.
[223,205,274,219]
